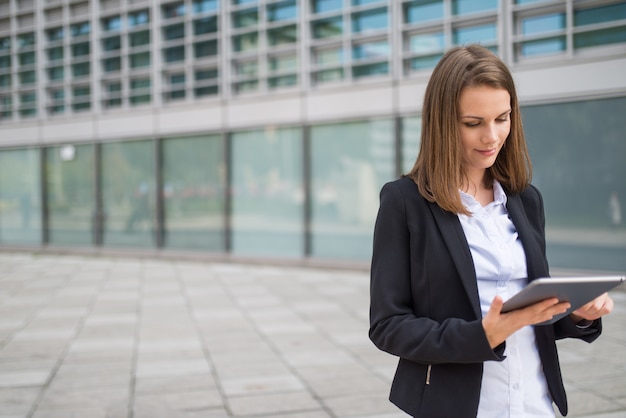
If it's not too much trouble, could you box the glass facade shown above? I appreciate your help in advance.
[0,1,624,271]
[310,120,394,259]
[46,144,95,246]
[231,127,303,257]
[163,134,225,250]
[0,96,624,270]
[0,148,41,245]
[0,0,623,117]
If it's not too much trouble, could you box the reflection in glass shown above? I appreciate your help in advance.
[352,40,389,60]
[522,97,626,272]
[402,116,421,173]
[231,128,303,257]
[574,3,626,26]
[521,13,565,35]
[269,55,297,73]
[0,148,42,245]
[452,0,497,15]
[268,25,297,47]
[574,27,626,49]
[521,36,565,56]
[312,17,343,38]
[233,8,258,28]
[46,144,95,246]
[194,16,218,35]
[353,62,388,78]
[163,135,225,250]
[312,0,342,14]
[194,40,218,58]
[129,30,150,47]
[404,0,443,24]
[352,8,388,33]
[267,1,297,22]
[408,32,444,53]
[102,140,155,248]
[310,120,394,259]
[315,47,344,66]
[233,33,258,52]
[454,23,496,45]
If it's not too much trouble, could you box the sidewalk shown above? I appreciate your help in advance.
[0,252,624,418]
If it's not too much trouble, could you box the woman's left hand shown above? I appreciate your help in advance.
[570,292,614,323]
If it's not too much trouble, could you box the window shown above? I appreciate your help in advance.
[18,51,35,67]
[103,57,122,72]
[312,16,343,39]
[47,27,64,42]
[268,25,297,47]
[48,46,64,61]
[268,74,297,88]
[194,16,218,35]
[18,33,35,49]
[103,81,122,108]
[72,42,90,57]
[408,31,444,54]
[193,0,219,14]
[404,0,443,24]
[453,23,497,46]
[0,55,10,69]
[72,86,91,112]
[352,61,388,78]
[102,36,121,52]
[164,46,185,63]
[234,60,258,76]
[19,91,37,117]
[129,31,151,47]
[0,37,10,51]
[574,3,626,49]
[233,8,258,28]
[130,78,151,105]
[194,40,218,58]
[452,0,497,15]
[233,32,258,52]
[314,47,344,67]
[163,2,186,19]
[195,68,218,81]
[520,37,566,56]
[19,70,36,85]
[130,52,151,68]
[269,54,297,73]
[163,23,185,41]
[268,1,297,22]
[48,66,64,81]
[71,22,90,37]
[102,16,122,32]
[312,0,342,14]
[352,40,389,60]
[129,10,150,27]
[72,62,90,77]
[0,74,10,88]
[521,13,565,35]
[167,73,186,100]
[352,8,388,33]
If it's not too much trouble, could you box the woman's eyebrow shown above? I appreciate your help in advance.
[460,109,512,119]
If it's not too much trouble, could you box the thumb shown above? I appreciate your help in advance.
[488,295,504,316]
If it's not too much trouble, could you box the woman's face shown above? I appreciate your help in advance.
[458,85,511,181]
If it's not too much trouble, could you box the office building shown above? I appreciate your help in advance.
[0,0,625,270]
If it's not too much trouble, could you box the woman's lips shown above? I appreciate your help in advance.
[477,148,497,156]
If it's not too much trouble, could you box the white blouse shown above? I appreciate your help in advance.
[458,181,555,418]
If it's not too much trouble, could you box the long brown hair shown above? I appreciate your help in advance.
[406,45,532,215]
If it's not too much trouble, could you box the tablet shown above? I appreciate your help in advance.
[501,275,625,325]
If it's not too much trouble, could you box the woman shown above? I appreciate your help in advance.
[369,45,613,418]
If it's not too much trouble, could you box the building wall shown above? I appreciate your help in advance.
[0,0,625,270]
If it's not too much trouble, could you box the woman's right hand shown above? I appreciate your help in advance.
[481,296,570,348]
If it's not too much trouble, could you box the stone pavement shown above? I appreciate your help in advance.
[0,252,624,418]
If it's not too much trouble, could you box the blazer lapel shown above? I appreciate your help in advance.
[428,202,483,319]
[506,192,543,281]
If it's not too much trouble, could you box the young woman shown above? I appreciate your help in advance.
[369,45,613,418]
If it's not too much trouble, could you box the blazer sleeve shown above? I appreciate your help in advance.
[369,181,503,365]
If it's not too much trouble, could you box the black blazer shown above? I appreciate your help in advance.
[369,177,601,418]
